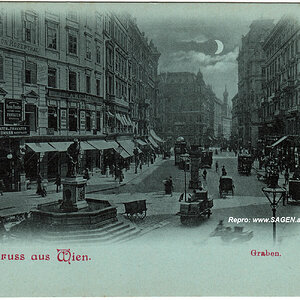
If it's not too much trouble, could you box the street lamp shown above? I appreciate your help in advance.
[180,153,190,202]
[262,174,286,244]
[133,147,139,174]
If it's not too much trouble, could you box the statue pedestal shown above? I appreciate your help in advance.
[189,145,201,190]
[60,176,88,212]
[19,173,27,191]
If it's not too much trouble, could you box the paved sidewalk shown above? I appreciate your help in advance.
[0,156,168,217]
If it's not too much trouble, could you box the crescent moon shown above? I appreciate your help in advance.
[215,40,224,55]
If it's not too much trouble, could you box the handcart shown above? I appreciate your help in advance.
[123,200,147,220]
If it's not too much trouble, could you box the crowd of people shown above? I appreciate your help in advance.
[34,147,160,197]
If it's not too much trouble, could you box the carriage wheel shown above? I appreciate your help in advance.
[127,213,135,220]
[180,216,189,225]
[137,210,147,219]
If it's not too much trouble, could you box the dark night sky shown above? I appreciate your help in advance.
[127,3,299,101]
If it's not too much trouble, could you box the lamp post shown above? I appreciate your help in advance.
[262,173,286,244]
[180,153,190,202]
[133,147,139,174]
[7,152,13,191]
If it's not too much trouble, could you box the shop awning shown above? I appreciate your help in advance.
[271,136,288,148]
[117,139,135,156]
[106,111,114,119]
[26,142,55,153]
[87,140,119,150]
[150,129,164,143]
[80,141,97,151]
[119,150,131,159]
[49,141,72,152]
[122,115,129,126]
[148,137,159,148]
[125,115,133,127]
[116,113,125,126]
[136,139,147,146]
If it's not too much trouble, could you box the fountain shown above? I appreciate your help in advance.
[21,140,117,232]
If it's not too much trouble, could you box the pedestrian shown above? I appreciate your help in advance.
[139,161,143,171]
[54,174,61,193]
[203,169,207,181]
[169,176,174,196]
[119,169,124,184]
[83,168,90,181]
[36,173,43,195]
[0,216,7,239]
[284,169,289,186]
[163,178,169,195]
[0,179,4,196]
[222,166,227,176]
[215,161,219,173]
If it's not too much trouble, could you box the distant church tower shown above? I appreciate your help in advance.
[223,85,228,117]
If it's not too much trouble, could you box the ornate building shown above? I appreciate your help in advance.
[236,19,274,147]
[158,70,215,146]
[260,15,300,138]
[0,5,160,190]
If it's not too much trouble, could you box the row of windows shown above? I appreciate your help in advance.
[266,23,298,59]
[266,38,298,73]
[263,93,300,117]
[115,52,127,77]
[114,24,127,50]
[1,59,102,96]
[265,64,298,97]
[116,78,127,99]
[19,13,103,62]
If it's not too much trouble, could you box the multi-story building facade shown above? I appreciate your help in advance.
[0,6,160,191]
[221,86,232,140]
[213,95,223,140]
[128,18,160,137]
[260,16,300,139]
[231,93,239,141]
[158,70,215,146]
[236,19,274,148]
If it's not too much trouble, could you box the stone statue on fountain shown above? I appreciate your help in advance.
[66,139,81,178]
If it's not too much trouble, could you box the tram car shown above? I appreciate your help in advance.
[200,150,213,168]
[237,154,253,175]
[174,137,188,166]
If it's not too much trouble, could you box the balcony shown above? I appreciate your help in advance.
[287,106,300,114]
[281,79,295,90]
[114,96,129,108]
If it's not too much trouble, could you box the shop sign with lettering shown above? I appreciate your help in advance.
[0,37,39,53]
[68,102,78,108]
[91,111,96,129]
[0,126,29,136]
[60,109,67,129]
[80,111,86,130]
[5,99,22,124]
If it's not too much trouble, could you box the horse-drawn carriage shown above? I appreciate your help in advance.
[177,190,213,225]
[219,176,234,198]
